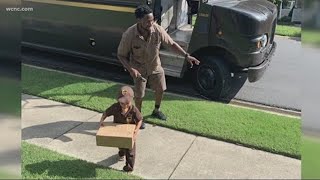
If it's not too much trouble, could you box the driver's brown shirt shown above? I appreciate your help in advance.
[117,23,174,76]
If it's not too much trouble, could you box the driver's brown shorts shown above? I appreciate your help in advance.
[133,67,167,98]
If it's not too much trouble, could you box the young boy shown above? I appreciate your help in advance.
[99,86,143,172]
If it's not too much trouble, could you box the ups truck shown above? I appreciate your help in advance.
[22,0,277,99]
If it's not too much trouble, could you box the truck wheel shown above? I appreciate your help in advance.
[192,56,231,100]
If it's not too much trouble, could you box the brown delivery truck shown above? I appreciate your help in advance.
[22,0,277,99]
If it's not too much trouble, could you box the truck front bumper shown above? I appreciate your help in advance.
[247,42,277,82]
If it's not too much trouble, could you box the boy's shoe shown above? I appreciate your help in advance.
[151,110,167,121]
[118,150,125,161]
[118,155,124,161]
[123,165,133,172]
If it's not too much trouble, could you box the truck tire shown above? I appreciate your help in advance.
[192,56,231,100]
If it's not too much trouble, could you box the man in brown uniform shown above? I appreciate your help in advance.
[99,86,142,172]
[117,5,200,123]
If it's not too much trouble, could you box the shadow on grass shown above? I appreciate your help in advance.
[25,160,97,178]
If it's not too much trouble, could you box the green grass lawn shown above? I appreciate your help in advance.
[22,65,301,158]
[275,24,301,37]
[22,142,141,179]
[302,136,320,179]
[302,30,320,47]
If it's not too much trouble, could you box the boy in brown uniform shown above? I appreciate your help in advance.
[99,86,143,172]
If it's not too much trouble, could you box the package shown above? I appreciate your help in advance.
[96,116,135,149]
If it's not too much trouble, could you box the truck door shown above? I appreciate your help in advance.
[22,0,143,64]
[92,0,142,63]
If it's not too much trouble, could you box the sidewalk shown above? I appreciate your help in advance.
[21,94,300,179]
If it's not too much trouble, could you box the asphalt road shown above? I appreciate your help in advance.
[21,36,303,111]
[231,36,302,111]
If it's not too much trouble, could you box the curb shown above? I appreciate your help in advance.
[229,99,300,118]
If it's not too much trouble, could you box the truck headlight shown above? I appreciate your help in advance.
[255,34,268,49]
[261,34,268,47]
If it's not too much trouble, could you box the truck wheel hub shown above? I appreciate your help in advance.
[198,65,216,91]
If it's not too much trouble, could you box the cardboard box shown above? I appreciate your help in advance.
[96,117,136,149]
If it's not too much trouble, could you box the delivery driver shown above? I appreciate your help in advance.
[99,86,143,172]
[117,5,200,126]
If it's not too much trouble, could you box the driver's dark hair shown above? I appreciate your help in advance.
[135,5,153,19]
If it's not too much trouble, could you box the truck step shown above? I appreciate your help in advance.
[159,50,186,78]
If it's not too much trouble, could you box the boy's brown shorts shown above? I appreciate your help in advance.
[134,67,167,98]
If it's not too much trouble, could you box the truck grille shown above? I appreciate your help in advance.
[270,19,276,44]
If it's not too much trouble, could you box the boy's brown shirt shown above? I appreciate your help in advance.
[104,103,143,124]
